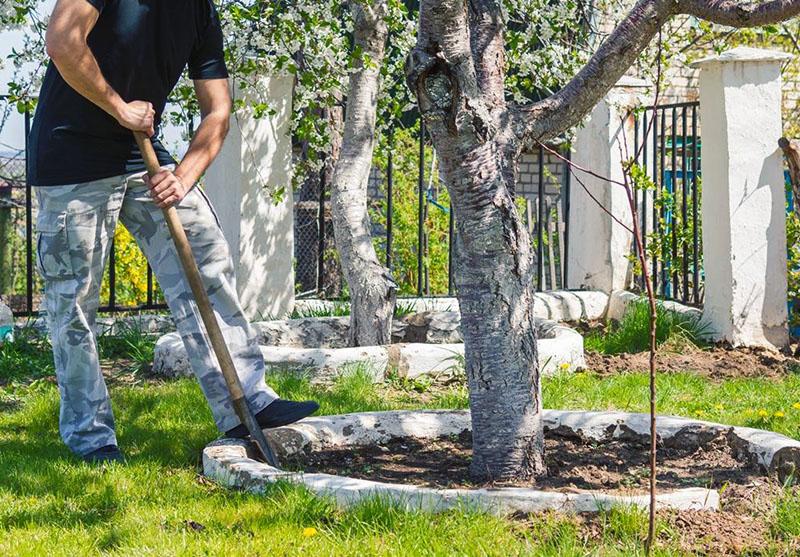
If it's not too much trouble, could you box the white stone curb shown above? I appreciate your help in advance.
[203,440,717,515]
[293,290,609,324]
[153,323,585,380]
[16,311,174,337]
[199,408,800,515]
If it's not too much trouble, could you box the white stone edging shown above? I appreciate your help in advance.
[293,290,609,324]
[606,290,703,323]
[202,408,800,515]
[153,318,585,380]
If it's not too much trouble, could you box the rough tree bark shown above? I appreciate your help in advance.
[331,0,397,347]
[406,0,800,481]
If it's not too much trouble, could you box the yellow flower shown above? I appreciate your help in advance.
[302,527,318,538]
[793,403,800,411]
[714,404,724,411]
[775,411,786,418]
[559,362,570,371]
[694,409,705,416]
[758,409,769,418]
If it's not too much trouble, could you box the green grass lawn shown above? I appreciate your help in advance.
[2,329,800,555]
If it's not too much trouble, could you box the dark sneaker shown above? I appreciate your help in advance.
[82,444,125,464]
[225,399,320,439]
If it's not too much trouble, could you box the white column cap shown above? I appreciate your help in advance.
[690,46,793,68]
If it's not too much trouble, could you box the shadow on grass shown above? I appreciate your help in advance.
[0,380,217,526]
[0,360,474,539]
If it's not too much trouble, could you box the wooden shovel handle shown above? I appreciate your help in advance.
[133,131,278,465]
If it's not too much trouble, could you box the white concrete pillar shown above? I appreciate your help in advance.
[567,77,651,292]
[691,47,792,349]
[204,73,295,321]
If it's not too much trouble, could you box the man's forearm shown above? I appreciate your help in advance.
[175,111,230,188]
[48,41,125,120]
[146,78,231,208]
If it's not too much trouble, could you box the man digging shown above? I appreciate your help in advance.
[28,0,319,464]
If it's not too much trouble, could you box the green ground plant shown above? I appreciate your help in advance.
[3,362,800,554]
[96,322,157,375]
[0,323,53,385]
[286,299,434,320]
[3,323,800,554]
[289,302,352,319]
[584,299,709,355]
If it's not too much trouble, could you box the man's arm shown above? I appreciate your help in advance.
[146,79,232,208]
[46,0,154,135]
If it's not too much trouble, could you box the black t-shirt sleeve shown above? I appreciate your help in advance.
[188,2,229,80]
[84,0,105,11]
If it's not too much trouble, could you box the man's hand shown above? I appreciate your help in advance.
[115,100,155,136]
[145,168,192,208]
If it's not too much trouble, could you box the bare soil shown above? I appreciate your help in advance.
[586,344,800,380]
[286,430,762,492]
[288,432,793,554]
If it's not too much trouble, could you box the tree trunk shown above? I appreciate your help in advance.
[408,0,800,482]
[449,151,546,481]
[331,0,397,346]
[407,0,545,481]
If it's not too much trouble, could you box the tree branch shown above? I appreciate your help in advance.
[510,0,673,146]
[468,0,506,110]
[511,0,800,146]
[681,0,800,27]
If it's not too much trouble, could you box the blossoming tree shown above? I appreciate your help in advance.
[405,0,800,481]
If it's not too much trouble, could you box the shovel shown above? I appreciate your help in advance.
[133,131,279,467]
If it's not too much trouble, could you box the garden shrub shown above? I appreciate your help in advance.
[100,224,160,308]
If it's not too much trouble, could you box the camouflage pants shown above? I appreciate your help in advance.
[35,170,277,456]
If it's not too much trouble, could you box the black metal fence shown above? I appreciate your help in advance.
[632,101,703,305]
[293,119,572,299]
[0,95,196,317]
[4,96,572,317]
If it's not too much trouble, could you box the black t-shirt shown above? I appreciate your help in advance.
[28,0,228,187]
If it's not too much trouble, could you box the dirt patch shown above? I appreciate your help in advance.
[288,432,789,554]
[286,430,763,493]
[660,509,773,555]
[586,344,800,380]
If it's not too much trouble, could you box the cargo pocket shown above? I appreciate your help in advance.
[36,211,75,280]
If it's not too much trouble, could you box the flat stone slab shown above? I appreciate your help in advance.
[200,408,800,515]
[153,317,585,380]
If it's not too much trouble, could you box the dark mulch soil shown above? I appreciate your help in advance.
[288,432,791,554]
[286,430,762,493]
[586,344,800,380]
